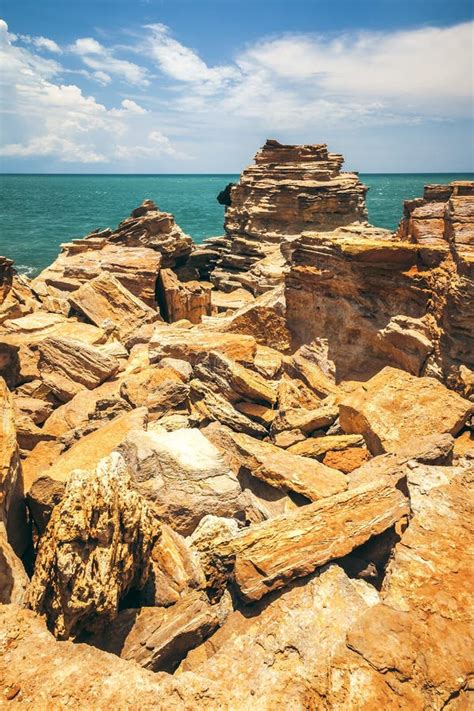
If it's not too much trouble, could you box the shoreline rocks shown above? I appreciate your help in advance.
[0,140,472,709]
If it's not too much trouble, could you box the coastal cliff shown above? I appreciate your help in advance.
[0,141,473,710]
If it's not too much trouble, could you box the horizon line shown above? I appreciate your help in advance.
[1,171,473,177]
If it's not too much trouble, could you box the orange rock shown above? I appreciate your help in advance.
[215,479,409,602]
[340,366,473,454]
[323,446,370,473]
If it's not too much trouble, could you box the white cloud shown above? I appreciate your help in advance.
[145,23,237,93]
[0,16,472,170]
[138,20,472,132]
[0,20,178,165]
[110,98,147,116]
[71,36,150,87]
[115,130,182,159]
[238,23,473,108]
[0,135,106,162]
[93,70,111,85]
[19,34,61,53]
[71,37,104,55]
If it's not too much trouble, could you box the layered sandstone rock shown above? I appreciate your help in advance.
[204,427,347,502]
[0,257,38,324]
[209,139,368,293]
[26,408,148,532]
[0,143,473,709]
[286,182,474,389]
[209,480,408,602]
[37,336,120,402]
[90,591,225,673]
[32,200,193,310]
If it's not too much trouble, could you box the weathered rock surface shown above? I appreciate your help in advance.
[1,144,472,708]
[178,565,379,708]
[143,523,205,607]
[211,479,408,601]
[0,378,28,559]
[69,272,159,342]
[0,604,174,708]
[340,366,473,454]
[317,466,474,710]
[0,256,38,324]
[157,268,211,324]
[119,427,246,535]
[28,452,160,639]
[37,336,120,402]
[120,365,189,417]
[286,182,474,389]
[208,140,368,293]
[27,408,148,532]
[193,350,276,405]
[0,521,29,605]
[206,285,291,352]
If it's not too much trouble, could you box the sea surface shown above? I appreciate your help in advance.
[1,173,473,276]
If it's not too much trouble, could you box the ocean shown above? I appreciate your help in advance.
[1,173,473,277]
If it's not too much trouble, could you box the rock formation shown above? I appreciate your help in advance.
[286,181,474,390]
[0,140,472,710]
[206,139,369,293]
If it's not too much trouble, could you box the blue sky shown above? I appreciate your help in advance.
[0,0,472,172]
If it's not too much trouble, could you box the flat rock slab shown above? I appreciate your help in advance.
[69,272,158,342]
[213,428,347,501]
[149,324,257,365]
[216,479,409,601]
[340,366,473,454]
[37,336,120,402]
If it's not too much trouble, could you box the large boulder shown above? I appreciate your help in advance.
[28,452,160,639]
[340,366,473,454]
[37,336,120,402]
[119,427,246,535]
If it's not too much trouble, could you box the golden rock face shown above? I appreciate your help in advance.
[0,153,473,708]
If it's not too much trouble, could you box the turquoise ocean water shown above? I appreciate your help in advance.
[1,173,473,276]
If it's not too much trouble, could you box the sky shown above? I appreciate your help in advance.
[0,0,472,173]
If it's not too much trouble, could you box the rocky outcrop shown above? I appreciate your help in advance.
[286,181,474,390]
[208,139,368,293]
[0,141,473,709]
[0,257,38,324]
[340,366,473,454]
[32,200,193,310]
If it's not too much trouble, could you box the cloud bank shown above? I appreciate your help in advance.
[0,17,472,170]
